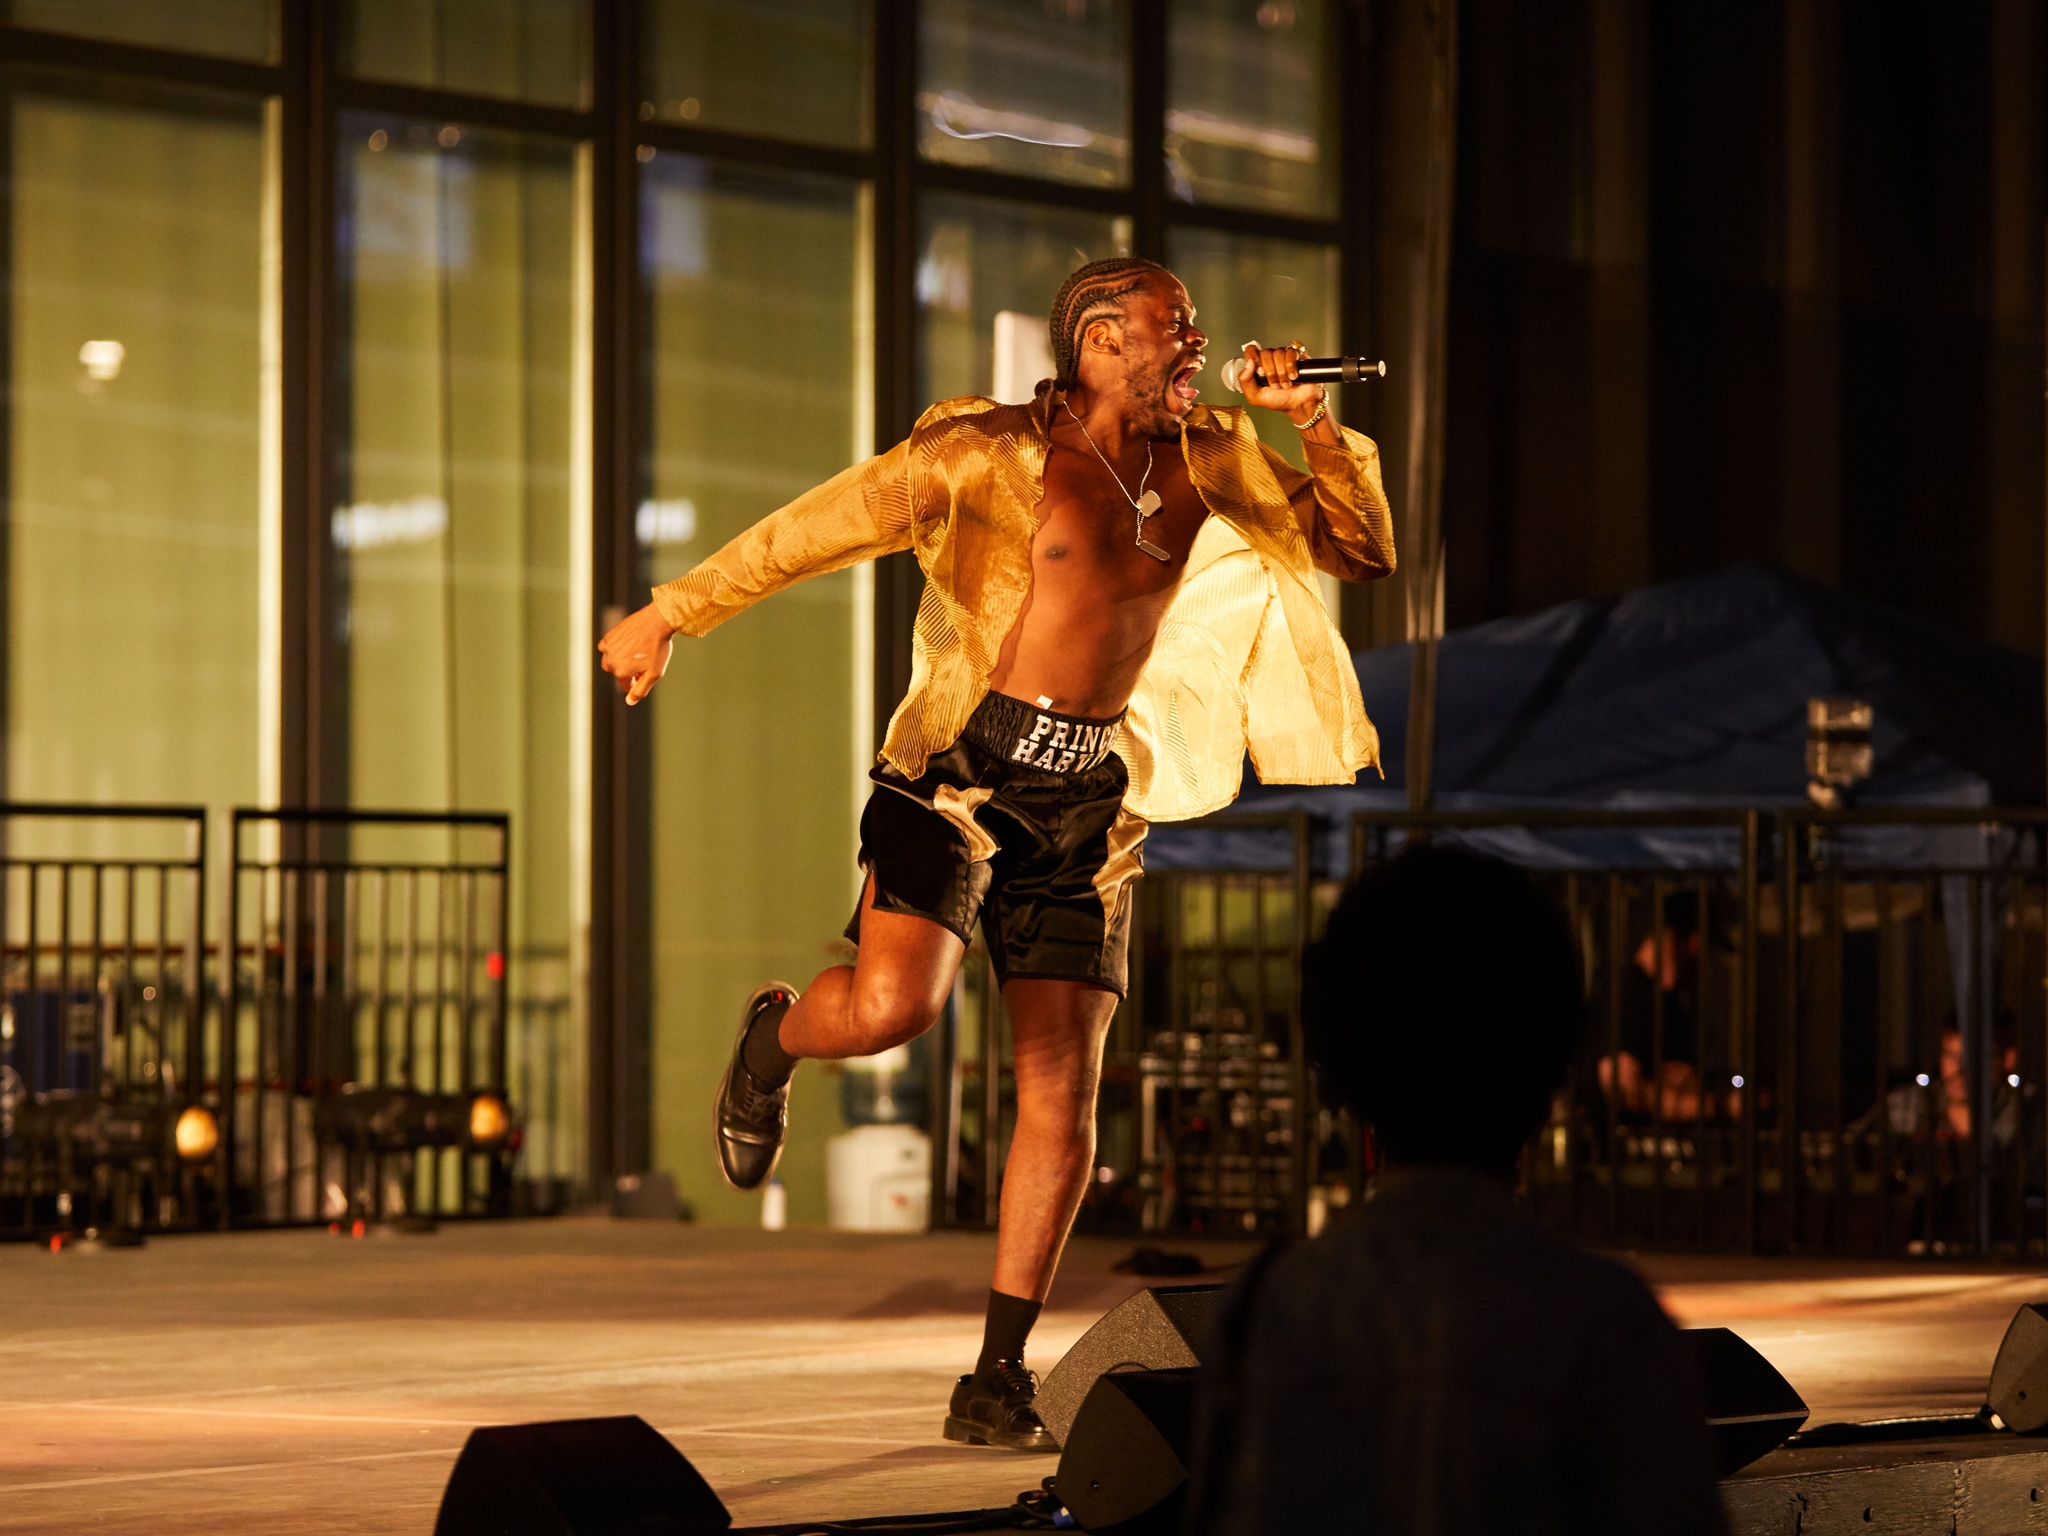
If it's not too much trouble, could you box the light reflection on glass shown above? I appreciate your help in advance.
[1167,224,1338,469]
[1168,0,1336,216]
[336,113,584,1185]
[2,0,275,61]
[919,192,1129,408]
[643,0,869,147]
[344,0,587,109]
[10,87,268,817]
[919,0,1130,188]
[641,153,870,1224]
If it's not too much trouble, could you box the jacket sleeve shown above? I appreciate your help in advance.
[1258,424,1397,583]
[650,437,916,637]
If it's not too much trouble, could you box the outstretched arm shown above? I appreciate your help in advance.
[598,437,915,704]
[1238,341,1396,583]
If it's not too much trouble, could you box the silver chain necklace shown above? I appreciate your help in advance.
[1064,402,1170,562]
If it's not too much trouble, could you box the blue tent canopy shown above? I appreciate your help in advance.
[1147,565,2044,873]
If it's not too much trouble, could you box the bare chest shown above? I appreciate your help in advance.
[1033,443,1208,594]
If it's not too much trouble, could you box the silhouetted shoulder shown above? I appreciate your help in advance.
[1216,1175,1724,1536]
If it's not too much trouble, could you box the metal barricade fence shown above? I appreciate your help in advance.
[223,809,514,1227]
[933,803,2048,1258]
[1353,806,2048,1257]
[0,804,211,1239]
[1768,807,2048,1257]
[1349,809,1764,1251]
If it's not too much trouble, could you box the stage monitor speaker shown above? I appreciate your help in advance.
[1987,1302,2048,1432]
[1687,1327,1809,1473]
[1051,1367,1200,1535]
[434,1415,730,1536]
[1038,1283,1223,1445]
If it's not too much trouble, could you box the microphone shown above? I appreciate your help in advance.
[1221,354,1388,392]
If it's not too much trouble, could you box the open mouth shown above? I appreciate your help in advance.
[1171,359,1203,405]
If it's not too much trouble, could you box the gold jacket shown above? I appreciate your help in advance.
[652,385,1396,823]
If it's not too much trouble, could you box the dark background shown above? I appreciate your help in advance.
[1423,0,2043,655]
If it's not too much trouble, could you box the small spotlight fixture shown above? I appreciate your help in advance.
[15,1092,218,1168]
[1916,1073,1932,1087]
[317,1085,515,1153]
[173,1104,220,1162]
[467,1091,511,1149]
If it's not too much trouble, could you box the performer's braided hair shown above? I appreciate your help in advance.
[1047,255,1171,388]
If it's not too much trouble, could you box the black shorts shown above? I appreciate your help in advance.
[847,692,1148,996]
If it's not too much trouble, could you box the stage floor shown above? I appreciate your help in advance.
[2,1218,2046,1534]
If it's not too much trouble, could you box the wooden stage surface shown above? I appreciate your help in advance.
[3,1216,2046,1533]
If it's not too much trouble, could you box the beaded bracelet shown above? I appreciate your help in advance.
[1291,388,1329,433]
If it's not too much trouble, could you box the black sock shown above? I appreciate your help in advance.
[976,1289,1043,1375]
[740,991,799,1088]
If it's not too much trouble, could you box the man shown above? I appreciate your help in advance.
[1190,846,1726,1535]
[597,256,1395,1450]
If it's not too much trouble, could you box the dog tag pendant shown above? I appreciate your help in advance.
[1134,489,1170,562]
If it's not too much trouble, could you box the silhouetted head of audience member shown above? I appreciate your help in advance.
[1304,843,1583,1179]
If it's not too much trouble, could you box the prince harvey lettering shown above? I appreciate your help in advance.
[1008,712,1115,774]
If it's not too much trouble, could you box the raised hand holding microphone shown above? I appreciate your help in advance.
[1222,352,1387,389]
[1229,340,1346,444]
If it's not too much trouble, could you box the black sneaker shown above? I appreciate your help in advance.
[942,1359,1057,1452]
[713,983,798,1191]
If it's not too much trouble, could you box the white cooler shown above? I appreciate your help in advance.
[826,1123,932,1232]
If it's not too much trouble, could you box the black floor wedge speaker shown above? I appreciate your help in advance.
[1051,1367,1201,1535]
[434,1415,730,1536]
[1037,1284,1224,1445]
[1686,1327,1809,1473]
[1988,1302,2048,1432]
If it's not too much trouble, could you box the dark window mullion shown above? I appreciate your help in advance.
[912,158,1137,219]
[1164,204,1342,247]
[636,119,877,181]
[0,24,283,95]
[331,74,592,139]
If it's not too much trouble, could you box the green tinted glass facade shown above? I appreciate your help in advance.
[919,193,1128,405]
[1168,0,1336,216]
[642,157,869,1224]
[8,82,271,816]
[1167,225,1339,468]
[336,117,587,1186]
[0,7,1354,1212]
[345,0,587,107]
[3,0,275,60]
[642,0,868,145]
[919,0,1130,187]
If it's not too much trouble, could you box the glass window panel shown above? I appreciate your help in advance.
[1168,0,1337,216]
[2,0,276,61]
[641,0,868,146]
[919,192,1129,408]
[344,0,587,109]
[919,0,1129,188]
[335,114,588,1186]
[1167,225,1337,469]
[642,154,869,1224]
[9,81,272,820]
